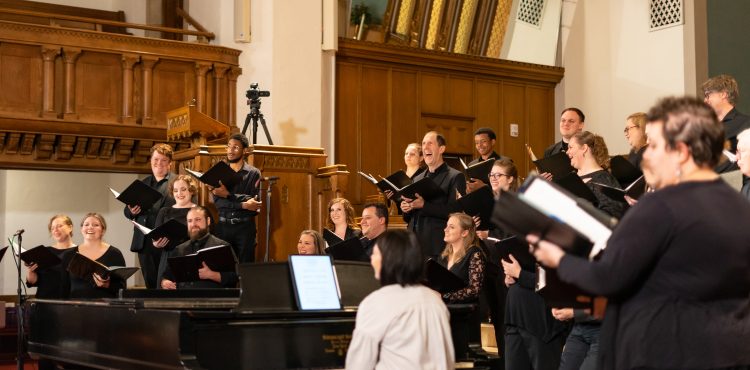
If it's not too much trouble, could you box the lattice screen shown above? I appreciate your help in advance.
[517,0,545,28]
[650,0,683,31]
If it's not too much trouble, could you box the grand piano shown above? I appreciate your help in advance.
[27,261,481,369]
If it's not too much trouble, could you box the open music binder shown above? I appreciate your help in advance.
[131,219,189,250]
[109,180,163,210]
[533,152,575,178]
[67,253,140,281]
[358,170,412,194]
[167,245,237,283]
[394,176,445,201]
[460,158,495,184]
[455,185,495,230]
[325,236,368,262]
[492,236,536,271]
[554,172,599,206]
[591,175,647,202]
[423,259,466,294]
[609,155,643,187]
[184,161,242,189]
[18,245,62,269]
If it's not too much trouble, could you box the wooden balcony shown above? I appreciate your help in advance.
[0,14,240,173]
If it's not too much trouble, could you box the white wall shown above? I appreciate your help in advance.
[555,0,693,155]
[501,0,562,66]
[1,170,139,295]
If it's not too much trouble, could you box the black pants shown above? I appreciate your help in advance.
[505,326,564,370]
[138,245,162,289]
[214,220,257,263]
[559,323,600,370]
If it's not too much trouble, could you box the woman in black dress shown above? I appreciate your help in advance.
[154,174,197,288]
[533,96,750,370]
[324,197,361,244]
[26,214,76,299]
[65,213,126,298]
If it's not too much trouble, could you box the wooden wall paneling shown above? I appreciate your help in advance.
[447,75,474,116]
[334,63,360,199]
[501,82,526,173]
[359,66,390,203]
[0,42,43,118]
[475,79,502,155]
[75,51,121,123]
[526,86,555,170]
[390,69,420,172]
[152,59,195,126]
[421,114,474,154]
[421,72,446,114]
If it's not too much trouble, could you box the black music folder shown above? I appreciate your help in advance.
[491,176,615,259]
[533,152,575,178]
[67,253,140,281]
[131,219,189,250]
[493,236,536,271]
[167,245,237,283]
[554,172,598,206]
[325,237,368,262]
[456,185,495,230]
[424,259,466,294]
[536,267,594,309]
[462,158,495,184]
[109,180,163,210]
[0,246,7,263]
[20,245,62,269]
[590,175,647,202]
[358,170,412,194]
[610,155,643,186]
[184,161,241,189]
[322,228,343,246]
[397,177,445,201]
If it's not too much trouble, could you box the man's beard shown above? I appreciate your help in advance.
[227,156,242,163]
[189,227,209,240]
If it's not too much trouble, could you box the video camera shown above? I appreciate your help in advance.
[246,83,270,100]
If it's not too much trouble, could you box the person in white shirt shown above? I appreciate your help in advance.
[345,230,454,370]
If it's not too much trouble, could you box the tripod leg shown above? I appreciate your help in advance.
[259,115,274,145]
[241,113,253,136]
[252,116,259,145]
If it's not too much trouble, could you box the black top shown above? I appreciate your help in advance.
[558,179,750,369]
[164,233,238,289]
[543,140,569,158]
[722,108,750,152]
[580,170,628,219]
[27,246,74,299]
[154,206,191,287]
[626,146,646,170]
[124,173,176,252]
[438,245,485,303]
[65,246,126,299]
[505,265,569,342]
[468,151,502,166]
[403,162,467,258]
[212,161,262,219]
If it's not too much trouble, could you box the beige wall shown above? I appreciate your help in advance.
[555,0,695,155]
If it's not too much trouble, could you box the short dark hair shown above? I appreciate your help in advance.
[377,230,423,286]
[562,107,585,122]
[188,205,211,224]
[474,127,496,141]
[229,133,250,149]
[363,202,389,226]
[646,96,724,167]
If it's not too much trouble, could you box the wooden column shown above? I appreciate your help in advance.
[62,47,81,120]
[121,54,139,124]
[194,62,212,114]
[227,66,242,128]
[40,45,60,119]
[212,64,229,122]
[140,56,159,125]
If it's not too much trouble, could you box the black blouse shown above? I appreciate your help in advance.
[580,169,628,219]
[27,246,74,299]
[438,245,485,303]
[154,206,191,287]
[65,245,126,299]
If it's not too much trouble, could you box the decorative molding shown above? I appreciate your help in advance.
[58,135,76,160]
[36,134,56,160]
[262,155,311,170]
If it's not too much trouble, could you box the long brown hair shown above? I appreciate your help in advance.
[325,198,359,231]
[440,213,479,262]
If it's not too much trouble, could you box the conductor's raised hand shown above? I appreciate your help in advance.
[198,262,221,283]
[211,181,230,198]
[528,234,565,268]
[127,205,142,216]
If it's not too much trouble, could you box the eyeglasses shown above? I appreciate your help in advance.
[623,126,638,134]
[489,173,509,180]
[226,145,242,151]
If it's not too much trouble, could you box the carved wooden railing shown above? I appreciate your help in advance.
[0,16,239,172]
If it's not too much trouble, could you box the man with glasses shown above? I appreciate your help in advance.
[702,74,750,174]
[209,133,262,263]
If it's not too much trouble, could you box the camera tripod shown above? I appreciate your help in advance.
[241,99,274,145]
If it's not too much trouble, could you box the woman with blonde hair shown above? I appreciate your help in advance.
[26,214,76,299]
[439,212,485,303]
[324,197,361,243]
[154,174,198,288]
[624,112,648,168]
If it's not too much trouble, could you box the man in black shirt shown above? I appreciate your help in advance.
[702,74,750,174]
[359,202,388,257]
[161,206,238,289]
[210,134,262,263]
[401,131,466,259]
[124,143,176,289]
[467,127,505,193]
[541,108,585,181]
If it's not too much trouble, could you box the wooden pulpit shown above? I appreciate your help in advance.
[166,106,230,147]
